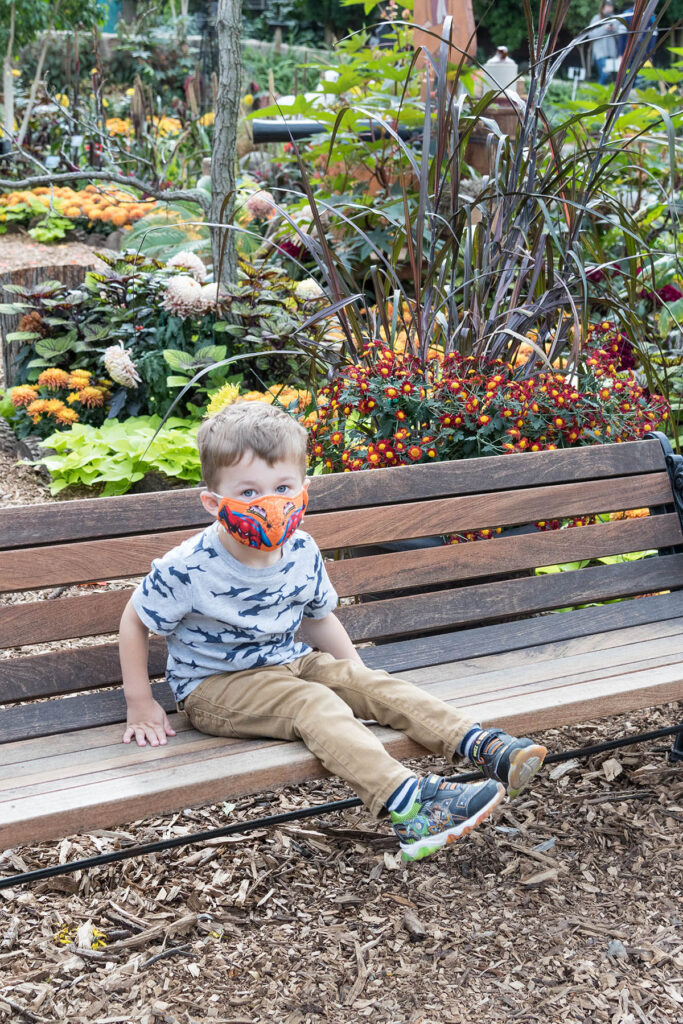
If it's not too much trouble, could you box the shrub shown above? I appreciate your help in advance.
[309,329,669,473]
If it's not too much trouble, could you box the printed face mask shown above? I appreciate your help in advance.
[212,488,309,550]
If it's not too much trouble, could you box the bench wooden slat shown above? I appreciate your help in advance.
[329,514,682,597]
[0,638,167,705]
[340,554,683,642]
[3,514,680,651]
[4,621,682,789]
[2,659,681,849]
[0,473,674,593]
[2,591,682,742]
[1,593,683,720]
[0,440,665,551]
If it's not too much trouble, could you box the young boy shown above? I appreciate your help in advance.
[120,401,547,862]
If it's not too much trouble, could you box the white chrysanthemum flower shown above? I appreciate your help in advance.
[103,342,141,388]
[162,274,205,318]
[295,278,325,301]
[166,251,208,282]
[200,282,220,308]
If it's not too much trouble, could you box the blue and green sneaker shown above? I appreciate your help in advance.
[391,773,504,863]
[470,729,547,799]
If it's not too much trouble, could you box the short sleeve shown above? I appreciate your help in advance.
[131,555,193,636]
[302,548,338,619]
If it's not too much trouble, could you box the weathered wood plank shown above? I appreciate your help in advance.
[2,663,681,849]
[3,515,680,650]
[4,623,681,791]
[329,514,682,597]
[0,680,175,744]
[0,638,168,705]
[338,555,683,642]
[2,589,682,716]
[0,473,675,593]
[0,440,665,550]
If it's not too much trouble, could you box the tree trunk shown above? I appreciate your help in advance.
[211,0,242,287]
[2,4,15,150]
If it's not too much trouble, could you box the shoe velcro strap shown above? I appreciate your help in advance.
[419,774,444,802]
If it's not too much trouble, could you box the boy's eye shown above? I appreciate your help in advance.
[241,488,256,498]
[275,484,290,494]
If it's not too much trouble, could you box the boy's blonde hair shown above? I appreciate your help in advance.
[197,401,308,489]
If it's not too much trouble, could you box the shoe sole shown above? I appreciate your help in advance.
[507,744,547,799]
[399,783,505,863]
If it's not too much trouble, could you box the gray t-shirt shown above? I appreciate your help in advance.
[131,523,338,702]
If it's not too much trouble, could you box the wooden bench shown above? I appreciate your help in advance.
[1,437,682,851]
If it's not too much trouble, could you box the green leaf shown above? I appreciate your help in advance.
[34,336,77,358]
[163,348,198,372]
[0,303,30,313]
[195,345,227,363]
[6,331,42,342]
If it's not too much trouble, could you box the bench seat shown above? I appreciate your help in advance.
[1,438,682,851]
[2,598,682,848]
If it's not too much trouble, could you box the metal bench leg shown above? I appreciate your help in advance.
[669,723,683,764]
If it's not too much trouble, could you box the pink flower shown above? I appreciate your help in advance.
[245,190,275,220]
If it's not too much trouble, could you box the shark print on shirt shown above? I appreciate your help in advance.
[131,523,338,702]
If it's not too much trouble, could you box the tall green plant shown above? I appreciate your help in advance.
[247,0,669,378]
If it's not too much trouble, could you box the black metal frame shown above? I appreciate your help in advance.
[649,431,683,535]
[647,431,683,763]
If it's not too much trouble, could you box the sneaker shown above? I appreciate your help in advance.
[391,773,504,863]
[470,729,547,799]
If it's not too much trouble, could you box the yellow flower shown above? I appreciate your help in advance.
[55,93,70,108]
[46,398,66,413]
[125,88,135,96]
[205,382,242,417]
[11,69,20,78]
[243,94,254,107]
[199,111,215,126]
[102,98,110,108]
[90,67,99,74]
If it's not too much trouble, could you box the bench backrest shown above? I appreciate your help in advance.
[1,439,682,744]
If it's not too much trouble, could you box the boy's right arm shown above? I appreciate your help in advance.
[120,598,177,747]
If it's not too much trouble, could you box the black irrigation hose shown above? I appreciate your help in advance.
[1,724,681,891]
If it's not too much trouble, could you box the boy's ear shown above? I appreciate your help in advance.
[200,489,220,517]
[303,477,310,492]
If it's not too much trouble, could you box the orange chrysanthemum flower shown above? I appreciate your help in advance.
[10,384,39,407]
[54,406,79,424]
[37,368,70,390]
[68,370,92,390]
[75,386,105,408]
[26,399,50,415]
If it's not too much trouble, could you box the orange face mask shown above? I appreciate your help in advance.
[212,489,309,550]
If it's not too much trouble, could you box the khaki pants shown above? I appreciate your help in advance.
[183,651,475,817]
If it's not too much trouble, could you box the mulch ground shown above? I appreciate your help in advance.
[0,318,682,1023]
[0,705,681,1024]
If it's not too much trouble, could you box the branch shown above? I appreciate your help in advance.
[0,170,211,211]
